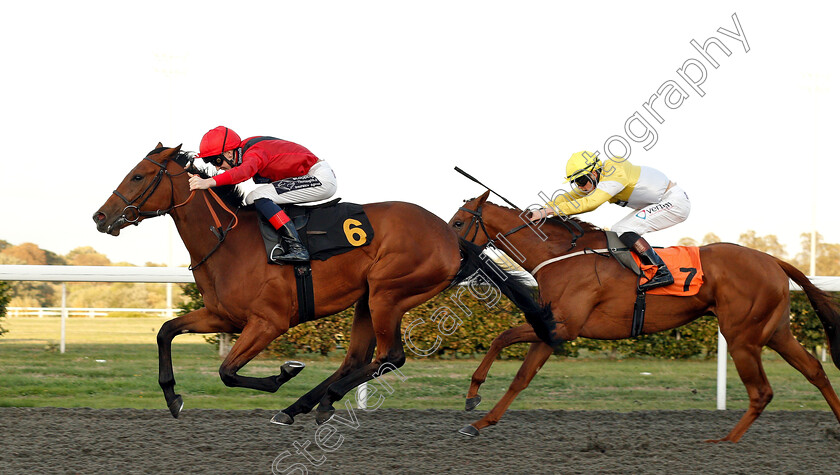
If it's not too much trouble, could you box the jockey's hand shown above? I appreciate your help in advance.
[188,175,216,191]
[529,208,549,221]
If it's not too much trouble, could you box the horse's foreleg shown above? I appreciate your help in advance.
[273,299,376,425]
[157,308,236,418]
[767,328,840,426]
[460,341,553,437]
[709,341,773,443]
[217,319,287,392]
[467,324,540,411]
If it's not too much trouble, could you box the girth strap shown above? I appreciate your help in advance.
[632,284,647,337]
[294,264,316,324]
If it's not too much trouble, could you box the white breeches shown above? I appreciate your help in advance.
[244,160,338,206]
[611,184,691,235]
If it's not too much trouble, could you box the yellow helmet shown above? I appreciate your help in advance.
[565,151,602,182]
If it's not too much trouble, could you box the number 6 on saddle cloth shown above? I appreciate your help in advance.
[256,198,375,323]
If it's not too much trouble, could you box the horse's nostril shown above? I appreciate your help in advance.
[93,212,106,223]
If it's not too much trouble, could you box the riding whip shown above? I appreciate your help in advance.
[454,166,522,211]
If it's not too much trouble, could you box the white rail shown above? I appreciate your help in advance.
[7,307,173,318]
[0,265,194,353]
[0,265,194,283]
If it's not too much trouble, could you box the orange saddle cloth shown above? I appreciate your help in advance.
[631,246,704,296]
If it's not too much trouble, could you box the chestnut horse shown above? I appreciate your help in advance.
[449,191,840,442]
[92,145,553,425]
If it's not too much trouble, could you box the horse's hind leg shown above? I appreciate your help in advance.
[710,339,773,443]
[466,324,540,411]
[312,295,413,424]
[460,341,554,436]
[157,308,237,418]
[767,328,840,425]
[273,299,376,425]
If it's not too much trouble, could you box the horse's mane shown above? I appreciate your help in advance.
[483,200,603,234]
[189,155,247,210]
[149,148,247,210]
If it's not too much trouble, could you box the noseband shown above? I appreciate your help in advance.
[112,155,194,225]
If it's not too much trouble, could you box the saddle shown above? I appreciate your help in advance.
[604,231,704,337]
[257,198,374,324]
[257,198,374,262]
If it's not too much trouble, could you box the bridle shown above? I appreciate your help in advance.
[457,202,585,252]
[112,155,195,224]
[110,152,239,270]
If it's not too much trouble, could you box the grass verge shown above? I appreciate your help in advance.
[1,316,838,412]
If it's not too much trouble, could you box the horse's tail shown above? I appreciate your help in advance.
[453,238,561,348]
[777,258,840,371]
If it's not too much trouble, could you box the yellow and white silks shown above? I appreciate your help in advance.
[548,157,691,235]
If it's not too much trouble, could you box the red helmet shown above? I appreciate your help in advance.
[197,126,242,158]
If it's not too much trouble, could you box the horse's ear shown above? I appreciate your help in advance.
[159,144,182,157]
[476,190,491,206]
[156,142,163,148]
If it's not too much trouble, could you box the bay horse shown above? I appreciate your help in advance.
[92,145,554,425]
[449,191,840,442]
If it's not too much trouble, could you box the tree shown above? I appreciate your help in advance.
[737,230,787,259]
[1,243,47,265]
[66,247,111,266]
[0,281,10,338]
[0,253,58,307]
[793,232,840,276]
[677,237,698,247]
[677,233,720,247]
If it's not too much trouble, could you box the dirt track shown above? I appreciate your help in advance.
[2,408,839,474]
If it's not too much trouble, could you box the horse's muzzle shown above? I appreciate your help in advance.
[92,211,124,236]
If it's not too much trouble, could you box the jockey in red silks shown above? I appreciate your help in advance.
[189,126,337,263]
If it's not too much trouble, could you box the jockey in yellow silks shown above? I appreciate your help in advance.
[529,151,691,290]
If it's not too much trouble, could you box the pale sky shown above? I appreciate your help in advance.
[1,1,837,267]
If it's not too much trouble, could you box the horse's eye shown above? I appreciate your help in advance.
[453,221,464,229]
[132,175,143,181]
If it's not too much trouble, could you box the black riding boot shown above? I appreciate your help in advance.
[270,221,310,263]
[637,247,674,290]
[619,232,674,291]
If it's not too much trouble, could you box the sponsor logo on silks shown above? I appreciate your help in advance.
[639,201,674,218]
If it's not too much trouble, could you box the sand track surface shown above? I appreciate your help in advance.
[2,408,839,474]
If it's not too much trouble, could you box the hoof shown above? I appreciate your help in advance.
[458,424,480,437]
[282,361,306,378]
[168,395,184,419]
[465,395,481,411]
[315,407,335,425]
[270,411,295,426]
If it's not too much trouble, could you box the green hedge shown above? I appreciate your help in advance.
[178,283,836,360]
[0,281,10,338]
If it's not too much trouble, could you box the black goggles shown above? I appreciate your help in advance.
[573,174,592,187]
[203,154,226,167]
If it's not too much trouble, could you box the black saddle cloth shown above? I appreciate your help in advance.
[258,198,374,262]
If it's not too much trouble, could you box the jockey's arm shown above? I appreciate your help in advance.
[548,188,615,217]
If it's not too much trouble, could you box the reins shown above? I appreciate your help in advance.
[188,188,240,271]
